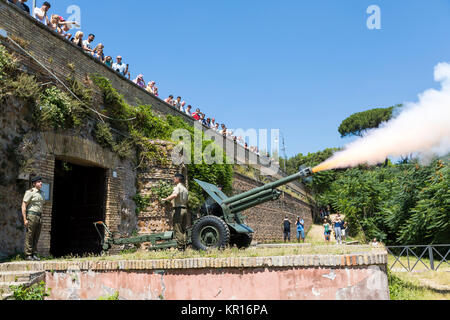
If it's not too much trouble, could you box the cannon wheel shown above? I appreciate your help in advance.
[232,233,253,249]
[191,216,230,250]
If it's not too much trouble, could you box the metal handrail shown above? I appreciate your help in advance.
[386,244,450,272]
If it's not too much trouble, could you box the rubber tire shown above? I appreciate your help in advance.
[232,233,253,249]
[191,216,230,251]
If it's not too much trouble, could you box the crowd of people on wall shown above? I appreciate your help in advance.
[11,0,267,157]
[10,1,133,79]
[162,94,262,153]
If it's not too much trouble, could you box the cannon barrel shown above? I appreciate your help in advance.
[223,167,313,206]
[230,190,282,214]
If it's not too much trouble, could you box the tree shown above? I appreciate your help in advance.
[338,105,401,138]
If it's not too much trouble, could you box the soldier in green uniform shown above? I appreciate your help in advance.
[22,176,45,261]
[162,173,189,250]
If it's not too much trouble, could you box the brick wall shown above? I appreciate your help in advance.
[0,0,311,195]
[33,155,54,255]
[233,173,313,242]
[135,142,185,236]
[0,0,315,256]
[27,132,140,256]
[0,250,390,300]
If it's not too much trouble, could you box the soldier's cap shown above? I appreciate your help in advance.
[31,176,43,183]
[175,173,185,180]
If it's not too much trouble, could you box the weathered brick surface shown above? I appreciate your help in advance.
[0,0,314,197]
[233,173,313,242]
[0,1,314,257]
[0,249,388,272]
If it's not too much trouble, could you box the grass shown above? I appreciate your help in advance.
[387,253,449,300]
[387,255,450,272]
[4,245,382,264]
[389,271,450,300]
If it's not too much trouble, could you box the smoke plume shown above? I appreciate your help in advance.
[314,62,450,173]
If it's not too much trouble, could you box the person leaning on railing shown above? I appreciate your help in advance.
[8,0,30,14]
[59,17,73,40]
[146,81,158,95]
[112,55,129,77]
[92,43,104,59]
[71,31,85,49]
[104,56,113,68]
[133,74,146,88]
[33,1,51,25]
[47,14,62,33]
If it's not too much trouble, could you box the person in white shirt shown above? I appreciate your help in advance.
[185,105,192,116]
[164,95,174,105]
[82,34,95,54]
[219,124,227,136]
[33,1,51,25]
[112,56,129,77]
[146,81,156,95]
[173,96,182,110]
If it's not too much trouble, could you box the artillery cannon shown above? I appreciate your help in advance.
[94,167,314,252]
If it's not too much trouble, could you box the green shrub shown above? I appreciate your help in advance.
[10,281,50,300]
[37,87,83,129]
[97,291,119,300]
[94,122,115,149]
[0,45,17,80]
[10,73,41,102]
[133,193,152,215]
[150,180,174,202]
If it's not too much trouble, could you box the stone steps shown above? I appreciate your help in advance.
[0,261,41,272]
[1,293,14,300]
[0,271,43,283]
[0,271,46,300]
[0,281,30,290]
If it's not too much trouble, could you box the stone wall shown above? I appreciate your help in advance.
[0,0,313,196]
[233,173,313,242]
[0,250,390,300]
[135,141,186,236]
[0,94,182,257]
[0,0,315,257]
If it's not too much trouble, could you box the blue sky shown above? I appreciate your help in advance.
[38,0,450,157]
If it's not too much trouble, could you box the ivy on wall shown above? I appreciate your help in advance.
[0,45,234,213]
[91,74,234,208]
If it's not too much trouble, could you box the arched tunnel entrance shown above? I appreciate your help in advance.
[50,159,107,258]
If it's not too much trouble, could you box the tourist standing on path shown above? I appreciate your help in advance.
[162,173,189,250]
[296,216,305,243]
[333,213,343,245]
[341,220,348,241]
[283,216,291,242]
[323,219,332,243]
[22,176,45,261]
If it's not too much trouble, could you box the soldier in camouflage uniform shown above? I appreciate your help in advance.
[22,176,45,261]
[162,173,189,250]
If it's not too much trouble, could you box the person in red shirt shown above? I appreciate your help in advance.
[192,108,201,121]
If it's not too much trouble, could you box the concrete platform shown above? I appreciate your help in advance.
[0,251,389,300]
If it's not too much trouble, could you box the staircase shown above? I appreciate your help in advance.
[0,270,46,300]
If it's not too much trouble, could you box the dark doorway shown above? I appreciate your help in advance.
[50,159,107,257]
